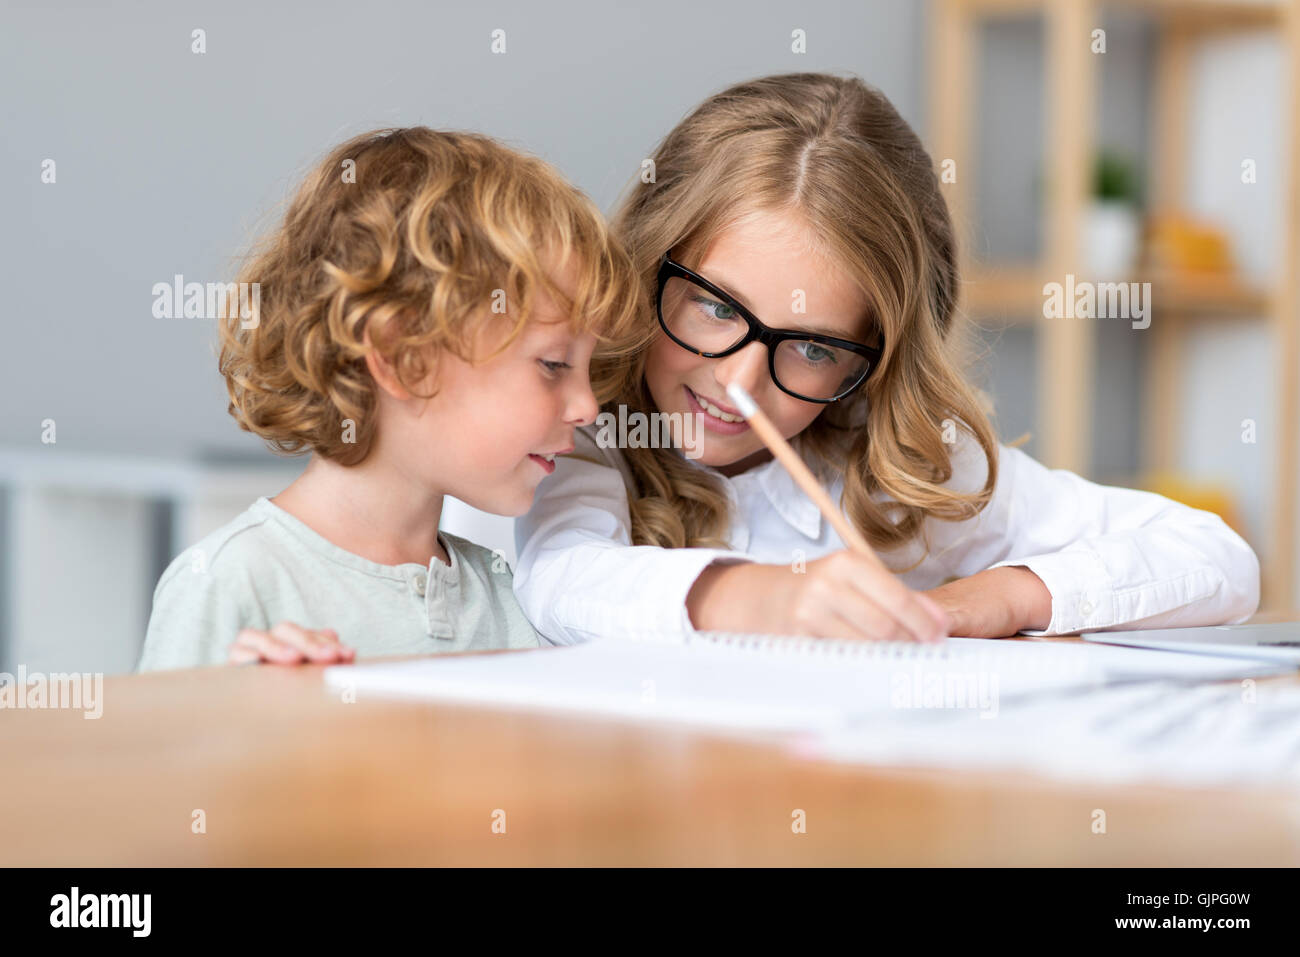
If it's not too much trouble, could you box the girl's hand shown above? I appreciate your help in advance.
[687,551,950,643]
[227,622,356,666]
[922,566,1053,638]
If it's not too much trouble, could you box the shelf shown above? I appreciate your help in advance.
[956,0,1283,31]
[961,264,1274,323]
[1108,0,1282,31]
[931,0,1299,609]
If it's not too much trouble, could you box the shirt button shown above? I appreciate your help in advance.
[413,573,427,597]
[1079,600,1094,616]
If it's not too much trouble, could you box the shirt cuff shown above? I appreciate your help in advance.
[988,547,1114,636]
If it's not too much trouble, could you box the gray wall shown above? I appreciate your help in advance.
[1,0,924,460]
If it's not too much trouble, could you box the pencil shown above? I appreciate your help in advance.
[724,381,875,556]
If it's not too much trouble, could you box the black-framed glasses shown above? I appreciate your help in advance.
[655,254,881,404]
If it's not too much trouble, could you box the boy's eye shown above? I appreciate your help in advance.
[538,359,571,375]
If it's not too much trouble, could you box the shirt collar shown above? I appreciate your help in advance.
[754,452,825,540]
[676,444,828,540]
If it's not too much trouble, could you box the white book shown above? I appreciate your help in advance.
[322,632,1293,736]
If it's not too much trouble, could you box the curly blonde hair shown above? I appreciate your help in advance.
[219,127,642,465]
[593,73,1000,569]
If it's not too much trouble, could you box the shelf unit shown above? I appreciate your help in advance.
[929,0,1300,610]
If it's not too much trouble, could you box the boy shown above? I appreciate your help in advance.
[138,128,640,669]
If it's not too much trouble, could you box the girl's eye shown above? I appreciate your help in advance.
[538,359,571,376]
[795,342,838,364]
[690,295,738,322]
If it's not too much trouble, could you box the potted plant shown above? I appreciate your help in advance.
[1083,150,1142,280]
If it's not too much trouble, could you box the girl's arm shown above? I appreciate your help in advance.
[928,436,1260,636]
[513,428,754,645]
[514,428,948,644]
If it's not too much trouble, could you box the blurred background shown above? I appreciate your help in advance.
[3,0,1296,675]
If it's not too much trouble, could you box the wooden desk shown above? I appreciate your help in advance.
[3,647,1299,866]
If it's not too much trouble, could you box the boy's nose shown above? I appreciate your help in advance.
[568,383,600,427]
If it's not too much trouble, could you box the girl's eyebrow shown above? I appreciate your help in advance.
[798,321,861,340]
[696,266,751,307]
[701,266,863,341]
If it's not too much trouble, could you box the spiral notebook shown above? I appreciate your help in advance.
[322,632,1291,735]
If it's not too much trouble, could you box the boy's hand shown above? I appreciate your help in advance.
[923,566,1053,638]
[228,622,356,666]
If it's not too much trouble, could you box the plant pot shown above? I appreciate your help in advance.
[1083,200,1140,280]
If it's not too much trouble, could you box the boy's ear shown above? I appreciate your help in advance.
[363,326,418,401]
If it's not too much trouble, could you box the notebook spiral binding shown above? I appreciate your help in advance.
[689,631,954,660]
[620,629,1094,676]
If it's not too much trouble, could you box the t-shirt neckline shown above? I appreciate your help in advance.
[251,496,459,583]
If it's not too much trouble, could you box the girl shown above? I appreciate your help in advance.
[513,73,1259,644]
[138,128,640,669]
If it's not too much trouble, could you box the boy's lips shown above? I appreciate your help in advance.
[526,446,573,475]
[527,454,556,475]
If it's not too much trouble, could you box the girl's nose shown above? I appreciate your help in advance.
[713,341,768,397]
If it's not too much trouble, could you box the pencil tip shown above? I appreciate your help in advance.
[725,382,757,418]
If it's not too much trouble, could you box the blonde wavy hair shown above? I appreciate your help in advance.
[593,73,1000,569]
[220,127,641,465]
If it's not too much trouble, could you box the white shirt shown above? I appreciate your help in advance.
[513,424,1259,645]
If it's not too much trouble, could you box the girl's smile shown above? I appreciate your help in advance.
[683,384,750,434]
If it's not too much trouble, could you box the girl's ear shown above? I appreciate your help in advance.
[362,326,417,401]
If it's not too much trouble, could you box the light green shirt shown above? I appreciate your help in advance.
[138,497,540,670]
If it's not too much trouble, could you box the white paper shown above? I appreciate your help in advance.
[323,633,1294,743]
[807,677,1300,787]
